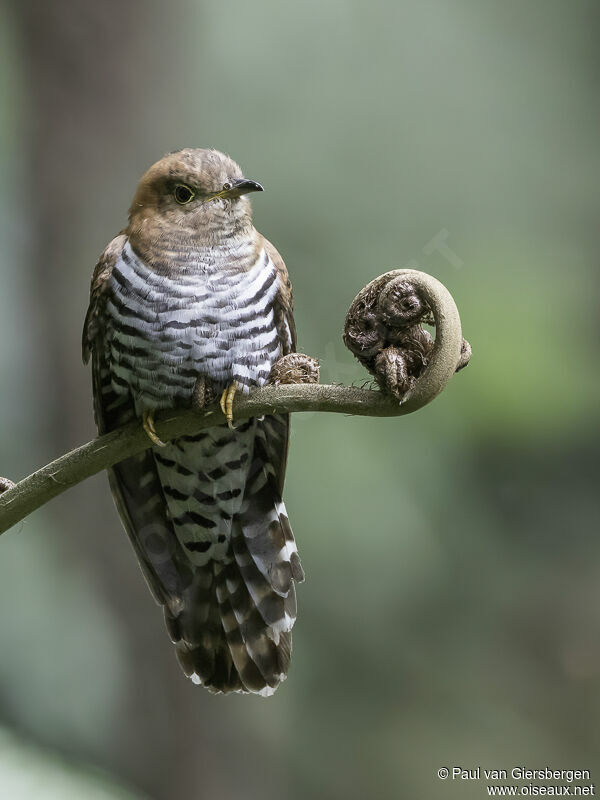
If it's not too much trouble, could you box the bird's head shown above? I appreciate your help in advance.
[127,148,263,250]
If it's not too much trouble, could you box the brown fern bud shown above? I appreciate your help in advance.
[377,278,430,328]
[268,353,320,386]
[344,270,470,403]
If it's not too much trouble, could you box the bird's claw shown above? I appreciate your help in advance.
[142,409,167,447]
[220,384,238,429]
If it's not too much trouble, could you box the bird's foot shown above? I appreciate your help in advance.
[142,409,167,447]
[220,383,240,429]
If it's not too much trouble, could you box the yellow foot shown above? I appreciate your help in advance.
[219,383,239,430]
[142,409,167,447]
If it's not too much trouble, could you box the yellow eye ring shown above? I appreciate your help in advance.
[174,184,195,204]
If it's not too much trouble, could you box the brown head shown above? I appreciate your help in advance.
[127,148,264,269]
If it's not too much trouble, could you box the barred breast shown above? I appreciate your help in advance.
[104,240,282,412]
[102,239,285,566]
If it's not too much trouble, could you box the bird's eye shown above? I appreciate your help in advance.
[174,184,195,204]
[222,182,232,191]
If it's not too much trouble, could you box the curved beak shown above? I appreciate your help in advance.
[217,178,264,200]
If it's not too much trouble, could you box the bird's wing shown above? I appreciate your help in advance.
[82,236,197,610]
[82,232,126,366]
[263,235,296,354]
[260,235,296,493]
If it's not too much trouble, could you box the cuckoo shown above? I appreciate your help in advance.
[82,148,314,695]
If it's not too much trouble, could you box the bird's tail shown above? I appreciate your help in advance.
[166,415,304,695]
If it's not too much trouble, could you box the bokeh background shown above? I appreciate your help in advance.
[0,1,599,797]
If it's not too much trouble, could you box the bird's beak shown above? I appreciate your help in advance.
[212,178,264,200]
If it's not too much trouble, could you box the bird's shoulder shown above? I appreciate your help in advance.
[82,231,127,363]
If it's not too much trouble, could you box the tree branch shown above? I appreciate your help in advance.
[0,269,466,536]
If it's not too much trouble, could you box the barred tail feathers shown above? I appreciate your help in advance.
[169,495,301,695]
[167,416,304,695]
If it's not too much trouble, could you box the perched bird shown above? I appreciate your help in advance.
[82,148,307,695]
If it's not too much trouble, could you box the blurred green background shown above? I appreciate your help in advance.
[0,1,599,798]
